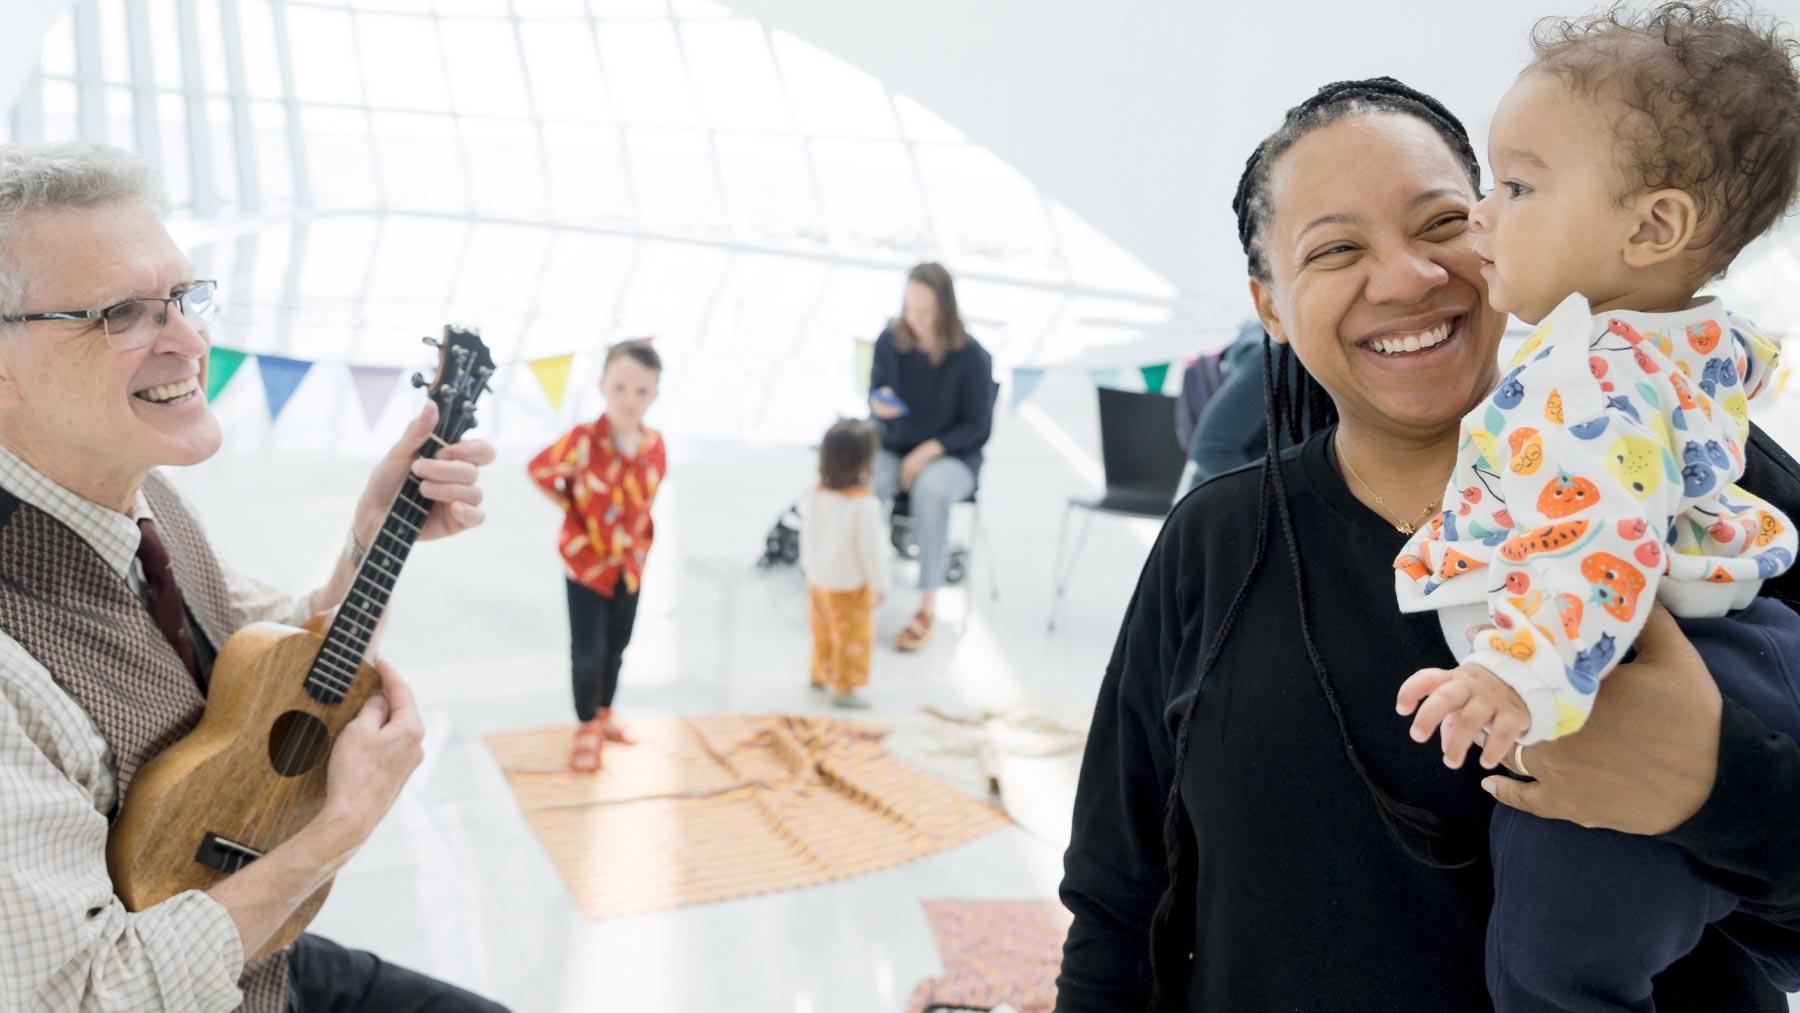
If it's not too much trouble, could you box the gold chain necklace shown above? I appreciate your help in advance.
[1336,437,1442,535]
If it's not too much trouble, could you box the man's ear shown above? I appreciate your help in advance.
[1249,277,1287,345]
[1622,188,1699,269]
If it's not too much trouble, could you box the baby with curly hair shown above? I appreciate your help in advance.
[1392,2,1800,1006]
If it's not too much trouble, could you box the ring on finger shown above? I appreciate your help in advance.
[1513,742,1532,779]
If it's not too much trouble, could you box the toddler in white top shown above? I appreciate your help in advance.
[800,419,890,709]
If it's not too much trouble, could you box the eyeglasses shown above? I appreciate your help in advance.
[0,280,220,350]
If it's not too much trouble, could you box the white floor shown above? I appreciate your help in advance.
[170,341,1800,1012]
[176,360,1160,1011]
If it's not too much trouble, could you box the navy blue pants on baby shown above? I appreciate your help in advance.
[1486,596,1800,1012]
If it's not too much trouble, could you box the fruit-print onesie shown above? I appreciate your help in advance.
[1393,291,1795,744]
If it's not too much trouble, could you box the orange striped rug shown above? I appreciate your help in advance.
[484,714,1012,920]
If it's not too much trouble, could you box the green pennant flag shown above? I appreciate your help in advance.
[205,347,247,401]
[1140,362,1171,393]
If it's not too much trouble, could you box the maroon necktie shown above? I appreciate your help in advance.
[136,518,203,686]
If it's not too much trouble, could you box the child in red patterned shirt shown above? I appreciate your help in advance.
[527,340,666,772]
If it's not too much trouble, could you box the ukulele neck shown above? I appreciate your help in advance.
[303,455,438,705]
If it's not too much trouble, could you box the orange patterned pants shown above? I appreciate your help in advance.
[809,586,873,692]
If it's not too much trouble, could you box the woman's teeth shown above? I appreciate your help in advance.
[135,377,199,404]
[1368,319,1455,356]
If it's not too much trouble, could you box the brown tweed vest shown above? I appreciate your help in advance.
[0,471,288,1012]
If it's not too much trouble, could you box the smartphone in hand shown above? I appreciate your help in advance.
[870,388,910,416]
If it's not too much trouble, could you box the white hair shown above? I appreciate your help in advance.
[0,142,161,317]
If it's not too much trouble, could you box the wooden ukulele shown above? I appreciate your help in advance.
[106,326,495,960]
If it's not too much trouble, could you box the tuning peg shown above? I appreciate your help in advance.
[421,336,441,348]
[410,372,428,388]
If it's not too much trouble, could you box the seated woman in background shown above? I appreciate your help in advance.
[868,262,994,651]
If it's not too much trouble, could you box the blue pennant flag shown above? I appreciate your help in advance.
[256,354,313,422]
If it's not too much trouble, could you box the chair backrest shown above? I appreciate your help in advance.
[1096,387,1188,501]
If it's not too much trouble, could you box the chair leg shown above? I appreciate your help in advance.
[1049,504,1092,631]
[973,502,1000,602]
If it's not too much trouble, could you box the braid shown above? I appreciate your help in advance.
[1144,77,1479,1004]
[1144,334,1282,1012]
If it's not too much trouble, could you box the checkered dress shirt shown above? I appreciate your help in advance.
[0,445,308,1011]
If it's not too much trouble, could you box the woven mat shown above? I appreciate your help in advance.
[907,899,1072,1013]
[484,714,1012,920]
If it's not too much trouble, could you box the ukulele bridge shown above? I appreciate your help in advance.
[196,831,266,873]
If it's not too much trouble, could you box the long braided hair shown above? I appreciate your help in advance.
[1143,78,1485,1010]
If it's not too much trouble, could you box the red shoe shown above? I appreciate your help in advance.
[569,718,605,772]
[596,708,637,746]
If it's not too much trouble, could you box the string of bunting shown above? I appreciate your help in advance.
[210,338,1194,427]
[849,337,1185,411]
[1011,362,1178,408]
[203,344,585,425]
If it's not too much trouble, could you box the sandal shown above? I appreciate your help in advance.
[894,609,933,652]
[569,719,605,773]
[596,708,637,746]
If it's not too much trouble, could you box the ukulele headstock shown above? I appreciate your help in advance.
[413,326,495,447]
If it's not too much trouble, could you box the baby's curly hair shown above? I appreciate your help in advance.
[1530,1,1800,278]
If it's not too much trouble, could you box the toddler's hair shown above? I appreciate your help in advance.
[604,338,661,375]
[819,419,877,491]
[1528,1,1800,277]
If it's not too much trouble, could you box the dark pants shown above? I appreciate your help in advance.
[288,934,508,1012]
[566,578,639,721]
[1487,597,1800,1011]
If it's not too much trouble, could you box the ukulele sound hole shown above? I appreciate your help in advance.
[268,711,331,777]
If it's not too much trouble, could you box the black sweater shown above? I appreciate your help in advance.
[1057,425,1800,1012]
[868,326,994,477]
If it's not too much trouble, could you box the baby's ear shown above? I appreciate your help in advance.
[1622,189,1699,269]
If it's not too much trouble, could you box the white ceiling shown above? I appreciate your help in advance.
[730,0,1800,326]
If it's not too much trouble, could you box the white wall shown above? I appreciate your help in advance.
[0,0,72,117]
[732,0,1800,314]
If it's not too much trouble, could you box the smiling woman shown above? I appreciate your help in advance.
[1053,77,1800,1013]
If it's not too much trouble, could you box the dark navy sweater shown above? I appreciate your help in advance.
[868,325,995,478]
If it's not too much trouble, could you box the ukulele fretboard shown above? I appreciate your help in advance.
[304,473,433,704]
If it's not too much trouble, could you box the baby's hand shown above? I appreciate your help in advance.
[1396,663,1531,770]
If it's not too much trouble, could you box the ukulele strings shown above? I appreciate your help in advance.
[252,469,434,854]
[239,381,470,861]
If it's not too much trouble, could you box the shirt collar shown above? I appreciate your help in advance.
[0,442,152,580]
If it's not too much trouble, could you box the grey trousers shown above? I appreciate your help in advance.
[872,449,975,591]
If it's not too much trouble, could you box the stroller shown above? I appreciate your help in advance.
[757,494,970,585]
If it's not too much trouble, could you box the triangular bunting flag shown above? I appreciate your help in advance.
[853,338,877,393]
[204,346,247,401]
[348,365,404,429]
[1089,367,1122,390]
[530,354,575,412]
[256,354,312,422]
[1140,362,1171,394]
[1010,367,1045,409]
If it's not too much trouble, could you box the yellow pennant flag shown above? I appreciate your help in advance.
[529,354,575,412]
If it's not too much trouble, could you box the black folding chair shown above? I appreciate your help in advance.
[1048,387,1187,630]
